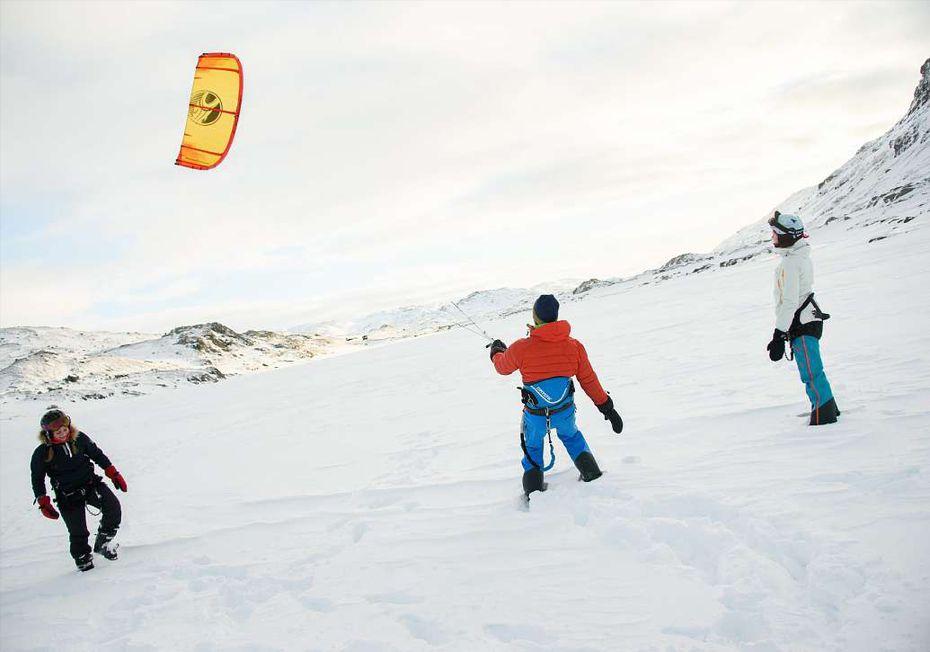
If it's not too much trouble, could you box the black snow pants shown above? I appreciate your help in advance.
[57,479,121,560]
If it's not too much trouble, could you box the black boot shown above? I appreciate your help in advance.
[810,398,839,425]
[75,553,94,572]
[574,451,603,482]
[522,468,547,495]
[93,531,119,560]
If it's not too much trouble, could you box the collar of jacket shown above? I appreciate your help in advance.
[779,239,811,258]
[530,320,571,342]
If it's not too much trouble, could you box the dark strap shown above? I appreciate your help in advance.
[523,400,574,417]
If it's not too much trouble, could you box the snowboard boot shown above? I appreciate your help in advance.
[75,553,95,572]
[93,531,119,561]
[574,451,603,482]
[522,468,547,496]
[810,398,839,426]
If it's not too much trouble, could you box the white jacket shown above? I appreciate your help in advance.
[773,239,817,333]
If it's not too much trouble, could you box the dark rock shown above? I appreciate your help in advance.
[906,58,930,116]
[168,322,254,353]
[658,253,703,272]
[573,278,602,295]
[719,253,756,268]
[867,183,916,208]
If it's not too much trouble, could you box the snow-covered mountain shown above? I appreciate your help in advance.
[3,60,928,406]
[294,59,929,336]
[291,282,581,341]
[716,58,929,256]
[1,60,929,651]
[0,323,340,404]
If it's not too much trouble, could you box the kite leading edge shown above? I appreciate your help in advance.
[175,52,243,170]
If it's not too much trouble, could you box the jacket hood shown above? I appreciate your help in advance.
[530,320,571,342]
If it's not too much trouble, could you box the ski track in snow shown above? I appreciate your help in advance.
[2,223,929,650]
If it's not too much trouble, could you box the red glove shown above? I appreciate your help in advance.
[37,495,59,520]
[105,465,128,492]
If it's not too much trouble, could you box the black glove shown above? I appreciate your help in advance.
[766,329,788,361]
[488,339,507,360]
[596,396,623,434]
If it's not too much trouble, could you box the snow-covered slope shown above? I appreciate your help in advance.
[1,215,927,651]
[0,323,341,404]
[1,60,928,651]
[7,60,927,403]
[716,58,930,257]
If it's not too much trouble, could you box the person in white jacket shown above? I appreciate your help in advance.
[766,211,839,425]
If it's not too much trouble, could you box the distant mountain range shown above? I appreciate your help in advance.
[2,59,926,404]
[0,323,338,404]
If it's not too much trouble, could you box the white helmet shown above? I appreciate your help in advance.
[768,211,805,238]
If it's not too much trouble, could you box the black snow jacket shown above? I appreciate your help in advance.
[31,431,112,499]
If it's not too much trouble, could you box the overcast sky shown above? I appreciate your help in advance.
[1,1,927,333]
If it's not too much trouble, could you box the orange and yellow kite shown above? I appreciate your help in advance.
[175,53,243,170]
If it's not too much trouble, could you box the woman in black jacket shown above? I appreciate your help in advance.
[31,409,128,572]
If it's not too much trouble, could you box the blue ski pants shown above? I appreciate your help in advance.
[521,406,591,471]
[792,335,834,411]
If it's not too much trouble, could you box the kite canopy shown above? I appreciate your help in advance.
[176,52,243,170]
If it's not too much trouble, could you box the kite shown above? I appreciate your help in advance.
[175,52,243,170]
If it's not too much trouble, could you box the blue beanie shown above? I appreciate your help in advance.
[533,294,559,324]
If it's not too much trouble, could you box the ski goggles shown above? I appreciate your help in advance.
[767,215,805,238]
[43,414,70,433]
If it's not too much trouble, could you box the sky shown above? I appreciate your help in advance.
[1,1,928,333]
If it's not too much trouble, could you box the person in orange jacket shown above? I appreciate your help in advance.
[489,295,623,498]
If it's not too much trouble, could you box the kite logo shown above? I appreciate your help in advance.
[189,90,223,126]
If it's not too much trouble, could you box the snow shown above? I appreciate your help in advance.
[1,216,928,650]
[1,58,929,652]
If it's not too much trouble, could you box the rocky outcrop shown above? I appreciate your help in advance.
[169,322,254,353]
[906,58,930,116]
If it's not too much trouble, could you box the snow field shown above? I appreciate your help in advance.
[1,220,928,651]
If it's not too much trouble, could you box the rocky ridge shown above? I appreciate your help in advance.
[0,323,338,404]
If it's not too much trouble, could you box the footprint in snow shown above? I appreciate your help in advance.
[399,614,450,645]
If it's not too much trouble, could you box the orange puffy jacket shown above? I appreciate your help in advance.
[492,320,609,406]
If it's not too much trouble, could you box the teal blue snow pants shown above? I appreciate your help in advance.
[792,335,834,411]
